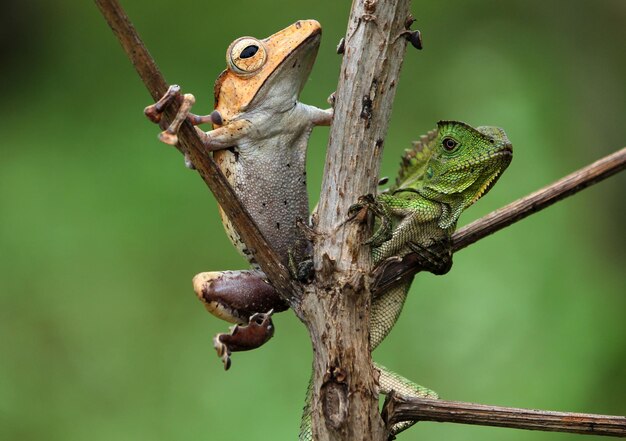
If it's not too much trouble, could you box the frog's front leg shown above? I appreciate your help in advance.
[193,270,288,369]
[144,85,249,152]
[303,103,333,127]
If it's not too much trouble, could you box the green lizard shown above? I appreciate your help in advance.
[300,120,513,439]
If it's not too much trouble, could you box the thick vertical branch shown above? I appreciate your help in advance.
[298,1,413,440]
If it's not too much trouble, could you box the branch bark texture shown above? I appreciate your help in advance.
[299,1,413,440]
[383,395,626,437]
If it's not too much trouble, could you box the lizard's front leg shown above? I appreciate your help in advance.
[348,194,394,247]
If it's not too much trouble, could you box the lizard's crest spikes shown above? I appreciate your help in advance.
[395,128,438,188]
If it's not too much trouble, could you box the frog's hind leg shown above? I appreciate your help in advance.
[193,270,289,369]
[192,269,289,324]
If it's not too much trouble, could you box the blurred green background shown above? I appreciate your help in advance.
[1,0,624,440]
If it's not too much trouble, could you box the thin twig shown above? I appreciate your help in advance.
[94,0,297,300]
[382,393,626,437]
[373,146,626,294]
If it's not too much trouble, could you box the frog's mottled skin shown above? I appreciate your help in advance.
[210,20,332,264]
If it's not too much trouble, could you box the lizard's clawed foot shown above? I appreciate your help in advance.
[406,237,452,275]
[213,310,275,370]
[297,259,315,282]
[288,248,315,283]
[348,194,393,247]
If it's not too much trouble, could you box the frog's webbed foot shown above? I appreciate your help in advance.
[213,310,275,370]
[144,84,195,145]
[348,194,393,247]
[144,84,180,124]
[405,237,452,275]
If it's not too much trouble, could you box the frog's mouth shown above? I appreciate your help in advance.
[248,30,322,109]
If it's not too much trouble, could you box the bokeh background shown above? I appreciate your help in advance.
[1,0,624,440]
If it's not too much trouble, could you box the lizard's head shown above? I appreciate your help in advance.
[420,120,513,229]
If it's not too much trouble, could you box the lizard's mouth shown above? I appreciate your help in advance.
[468,148,513,204]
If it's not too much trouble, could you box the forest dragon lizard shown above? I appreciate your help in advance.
[300,120,513,439]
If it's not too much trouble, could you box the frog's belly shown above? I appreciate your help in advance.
[213,147,309,265]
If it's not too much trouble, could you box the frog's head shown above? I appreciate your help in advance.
[420,120,513,229]
[214,20,322,123]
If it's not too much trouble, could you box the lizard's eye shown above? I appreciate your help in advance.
[227,37,267,76]
[442,137,459,151]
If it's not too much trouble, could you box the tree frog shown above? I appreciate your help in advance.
[145,20,332,369]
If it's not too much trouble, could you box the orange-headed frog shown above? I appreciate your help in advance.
[145,20,332,369]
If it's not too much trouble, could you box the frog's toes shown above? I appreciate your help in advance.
[144,84,181,123]
[158,130,178,146]
[211,310,276,370]
[213,333,233,370]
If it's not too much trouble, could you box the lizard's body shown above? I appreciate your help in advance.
[369,122,512,351]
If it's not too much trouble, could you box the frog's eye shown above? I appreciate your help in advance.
[442,137,459,151]
[227,37,267,76]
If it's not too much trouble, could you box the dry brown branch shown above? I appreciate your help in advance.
[298,0,414,439]
[373,146,626,294]
[382,394,626,437]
